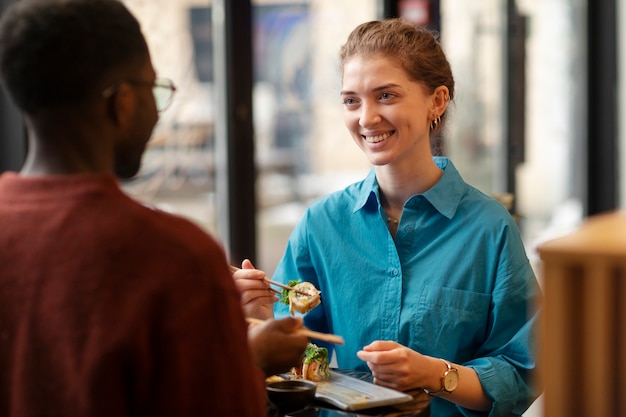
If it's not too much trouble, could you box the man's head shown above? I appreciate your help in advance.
[0,0,150,115]
[0,0,161,179]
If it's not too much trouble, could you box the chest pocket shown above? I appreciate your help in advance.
[412,284,491,361]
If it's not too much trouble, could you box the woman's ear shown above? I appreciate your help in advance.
[430,85,450,116]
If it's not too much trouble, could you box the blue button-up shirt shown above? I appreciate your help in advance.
[274,157,541,417]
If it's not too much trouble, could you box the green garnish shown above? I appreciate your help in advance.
[303,343,329,364]
[279,279,301,305]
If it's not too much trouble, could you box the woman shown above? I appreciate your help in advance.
[235,19,541,417]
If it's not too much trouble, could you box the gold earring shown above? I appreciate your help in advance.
[430,115,441,131]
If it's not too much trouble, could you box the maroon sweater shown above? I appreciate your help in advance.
[0,172,265,417]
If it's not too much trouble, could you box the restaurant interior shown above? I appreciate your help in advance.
[0,0,624,416]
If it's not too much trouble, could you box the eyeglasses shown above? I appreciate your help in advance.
[102,77,177,112]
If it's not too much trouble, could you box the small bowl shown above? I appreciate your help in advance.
[266,379,317,412]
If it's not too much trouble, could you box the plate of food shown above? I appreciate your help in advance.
[278,343,413,411]
[315,370,413,411]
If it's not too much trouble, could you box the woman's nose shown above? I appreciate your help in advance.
[359,103,382,127]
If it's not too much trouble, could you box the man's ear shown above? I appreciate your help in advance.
[106,83,136,127]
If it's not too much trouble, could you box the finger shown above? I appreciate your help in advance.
[260,317,300,333]
[235,283,273,303]
[275,316,304,332]
[240,289,279,304]
[233,267,267,283]
[357,349,399,366]
[370,367,397,380]
[362,340,399,352]
[235,275,271,291]
[241,258,255,269]
[356,349,375,362]
[372,376,398,390]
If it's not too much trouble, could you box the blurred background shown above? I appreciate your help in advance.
[2,1,624,415]
[111,0,605,278]
[0,0,620,293]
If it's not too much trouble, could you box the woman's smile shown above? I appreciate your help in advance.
[363,130,395,144]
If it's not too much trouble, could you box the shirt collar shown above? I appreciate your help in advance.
[353,169,379,214]
[421,157,465,219]
[353,157,466,219]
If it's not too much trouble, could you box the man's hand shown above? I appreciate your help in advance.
[248,316,309,377]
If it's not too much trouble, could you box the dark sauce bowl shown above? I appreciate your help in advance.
[266,379,317,412]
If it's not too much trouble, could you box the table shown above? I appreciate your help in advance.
[267,369,430,417]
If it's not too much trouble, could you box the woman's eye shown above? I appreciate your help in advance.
[380,92,394,101]
[342,97,357,106]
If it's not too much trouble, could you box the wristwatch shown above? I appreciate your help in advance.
[423,359,459,395]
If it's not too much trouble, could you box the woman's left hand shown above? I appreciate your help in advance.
[358,341,492,412]
[356,340,441,392]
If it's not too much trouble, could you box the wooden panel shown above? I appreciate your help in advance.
[538,211,626,417]
[582,261,613,416]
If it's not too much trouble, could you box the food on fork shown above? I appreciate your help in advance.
[280,280,321,315]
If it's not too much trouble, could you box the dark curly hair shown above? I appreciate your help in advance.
[0,0,149,114]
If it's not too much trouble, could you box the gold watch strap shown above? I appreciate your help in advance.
[423,359,453,396]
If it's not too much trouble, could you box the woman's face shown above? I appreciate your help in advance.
[341,54,434,168]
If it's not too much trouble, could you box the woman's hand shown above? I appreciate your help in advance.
[357,340,439,392]
[357,340,492,412]
[232,259,277,320]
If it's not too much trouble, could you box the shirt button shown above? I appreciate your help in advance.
[392,269,399,276]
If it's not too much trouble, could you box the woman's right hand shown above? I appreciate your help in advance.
[232,258,277,320]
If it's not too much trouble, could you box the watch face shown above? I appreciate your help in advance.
[443,369,459,391]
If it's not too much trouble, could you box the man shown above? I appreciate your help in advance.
[0,0,307,416]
